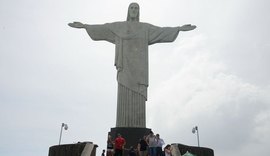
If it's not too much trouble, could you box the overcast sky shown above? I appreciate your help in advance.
[0,0,270,156]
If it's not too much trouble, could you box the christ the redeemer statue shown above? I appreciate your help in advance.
[69,2,196,128]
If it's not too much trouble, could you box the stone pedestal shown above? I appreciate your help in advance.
[109,127,151,152]
[48,142,98,156]
[175,143,214,156]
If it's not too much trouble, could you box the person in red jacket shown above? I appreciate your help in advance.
[114,133,126,156]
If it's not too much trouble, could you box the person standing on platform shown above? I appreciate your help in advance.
[164,145,172,156]
[107,135,114,156]
[114,134,126,156]
[137,135,148,156]
[102,149,106,156]
[128,146,137,156]
[156,134,165,156]
[146,131,157,156]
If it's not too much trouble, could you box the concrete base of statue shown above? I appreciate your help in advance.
[48,142,98,156]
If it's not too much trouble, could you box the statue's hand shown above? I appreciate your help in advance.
[68,22,85,28]
[179,24,196,31]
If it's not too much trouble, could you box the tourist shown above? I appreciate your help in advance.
[156,134,165,156]
[164,145,172,156]
[137,135,148,156]
[102,149,106,156]
[128,146,137,156]
[146,131,157,156]
[107,135,114,156]
[114,134,126,156]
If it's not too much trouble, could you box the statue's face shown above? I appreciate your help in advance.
[128,3,139,19]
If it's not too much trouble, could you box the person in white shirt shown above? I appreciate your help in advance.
[156,134,165,156]
[146,131,157,156]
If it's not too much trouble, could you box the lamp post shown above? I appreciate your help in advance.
[59,123,68,145]
[192,126,200,147]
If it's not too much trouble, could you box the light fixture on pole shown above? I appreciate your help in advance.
[59,123,68,145]
[192,126,200,147]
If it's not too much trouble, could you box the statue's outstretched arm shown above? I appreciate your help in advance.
[178,24,196,31]
[68,22,85,29]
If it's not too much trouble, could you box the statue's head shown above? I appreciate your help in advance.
[127,2,140,21]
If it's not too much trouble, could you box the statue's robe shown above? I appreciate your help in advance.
[85,21,180,127]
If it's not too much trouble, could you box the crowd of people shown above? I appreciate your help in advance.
[104,131,173,156]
